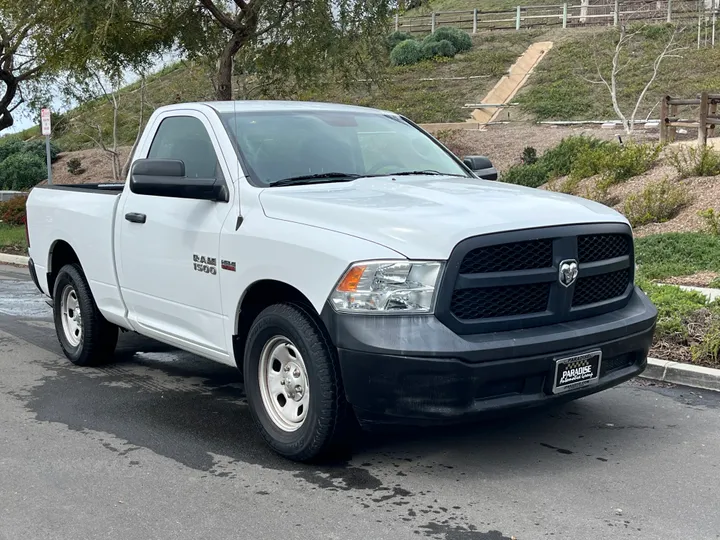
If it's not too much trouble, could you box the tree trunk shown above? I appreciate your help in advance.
[216,32,247,100]
[0,74,18,132]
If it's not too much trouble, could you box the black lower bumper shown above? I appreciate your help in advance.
[321,287,657,426]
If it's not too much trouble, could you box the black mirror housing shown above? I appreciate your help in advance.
[463,155,498,181]
[130,158,227,202]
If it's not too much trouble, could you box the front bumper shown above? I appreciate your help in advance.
[321,286,657,425]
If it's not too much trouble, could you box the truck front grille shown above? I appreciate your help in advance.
[439,224,634,334]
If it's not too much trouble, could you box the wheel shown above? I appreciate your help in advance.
[52,263,118,366]
[244,303,354,462]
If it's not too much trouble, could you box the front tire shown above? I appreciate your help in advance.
[244,303,353,462]
[53,263,118,366]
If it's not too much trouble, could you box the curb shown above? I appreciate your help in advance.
[0,253,29,266]
[640,357,720,392]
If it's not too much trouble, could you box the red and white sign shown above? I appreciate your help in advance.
[41,108,51,136]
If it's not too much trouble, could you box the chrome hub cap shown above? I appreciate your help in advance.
[60,284,82,347]
[258,336,309,432]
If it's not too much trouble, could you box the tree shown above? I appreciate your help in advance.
[581,22,687,134]
[174,0,393,101]
[0,0,174,134]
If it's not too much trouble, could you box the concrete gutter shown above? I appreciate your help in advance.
[0,253,29,266]
[640,357,720,393]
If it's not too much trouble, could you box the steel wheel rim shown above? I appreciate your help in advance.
[258,335,309,432]
[60,284,82,347]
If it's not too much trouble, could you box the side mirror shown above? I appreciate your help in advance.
[130,159,227,202]
[463,156,498,181]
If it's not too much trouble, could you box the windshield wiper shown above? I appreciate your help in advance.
[267,173,361,187]
[371,170,465,177]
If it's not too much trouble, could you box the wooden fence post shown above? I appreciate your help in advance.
[563,3,568,28]
[395,12,399,31]
[431,11,436,33]
[473,8,478,33]
[709,98,718,138]
[516,6,522,29]
[698,91,709,146]
[670,102,678,141]
[667,0,672,23]
[660,95,669,143]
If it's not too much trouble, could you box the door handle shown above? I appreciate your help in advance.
[125,212,147,224]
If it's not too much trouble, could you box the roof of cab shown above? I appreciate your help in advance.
[161,100,396,116]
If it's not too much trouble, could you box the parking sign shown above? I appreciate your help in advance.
[41,108,51,135]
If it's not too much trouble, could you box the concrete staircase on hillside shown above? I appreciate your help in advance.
[469,41,553,124]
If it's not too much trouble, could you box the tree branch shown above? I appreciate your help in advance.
[199,0,240,30]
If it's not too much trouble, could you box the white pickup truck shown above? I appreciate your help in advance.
[26,100,657,461]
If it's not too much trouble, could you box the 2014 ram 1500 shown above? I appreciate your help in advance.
[26,100,658,462]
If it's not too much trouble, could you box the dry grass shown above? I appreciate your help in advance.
[662,272,720,287]
[39,147,133,185]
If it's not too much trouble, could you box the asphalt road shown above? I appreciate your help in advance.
[1,264,719,540]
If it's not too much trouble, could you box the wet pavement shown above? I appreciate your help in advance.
[1,264,719,539]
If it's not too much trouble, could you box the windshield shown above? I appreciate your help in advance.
[219,109,470,186]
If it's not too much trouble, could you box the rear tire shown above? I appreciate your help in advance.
[244,303,354,462]
[53,263,118,366]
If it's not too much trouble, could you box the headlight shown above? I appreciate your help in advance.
[330,260,443,314]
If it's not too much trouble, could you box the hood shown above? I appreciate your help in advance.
[258,176,629,259]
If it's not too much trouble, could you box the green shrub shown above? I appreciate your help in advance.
[500,162,549,188]
[668,144,720,179]
[539,135,608,177]
[387,31,414,51]
[623,178,691,227]
[699,208,720,236]
[599,141,661,186]
[425,27,472,53]
[635,232,720,280]
[390,39,424,66]
[421,39,456,59]
[0,195,27,226]
[67,157,85,175]
[22,139,60,163]
[638,279,709,340]
[521,146,538,165]
[691,314,720,366]
[0,138,24,163]
[0,152,47,190]
[435,39,456,58]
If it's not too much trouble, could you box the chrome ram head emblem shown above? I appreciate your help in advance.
[558,259,579,288]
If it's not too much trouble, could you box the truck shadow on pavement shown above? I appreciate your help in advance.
[17,330,669,481]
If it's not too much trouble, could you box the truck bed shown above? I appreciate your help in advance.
[26,184,129,327]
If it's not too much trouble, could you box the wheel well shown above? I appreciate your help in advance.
[48,241,80,297]
[233,280,317,370]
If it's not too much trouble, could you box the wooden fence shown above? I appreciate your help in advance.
[396,0,716,38]
[660,92,720,144]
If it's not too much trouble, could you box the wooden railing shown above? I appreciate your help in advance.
[395,0,715,36]
[660,92,720,145]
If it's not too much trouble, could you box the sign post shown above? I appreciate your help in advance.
[41,108,52,185]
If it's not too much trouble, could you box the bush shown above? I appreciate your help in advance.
[0,137,24,163]
[699,208,720,236]
[600,141,661,186]
[690,313,720,365]
[390,39,424,66]
[622,178,691,227]
[521,146,538,165]
[67,157,85,176]
[638,279,709,340]
[421,39,456,59]
[0,152,47,190]
[668,144,720,179]
[387,31,414,51]
[539,135,609,177]
[500,162,550,188]
[635,232,720,280]
[425,27,472,53]
[0,195,27,226]
[22,139,60,163]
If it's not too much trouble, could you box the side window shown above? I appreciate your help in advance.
[147,116,219,179]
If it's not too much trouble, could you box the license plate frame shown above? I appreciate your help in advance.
[551,350,602,394]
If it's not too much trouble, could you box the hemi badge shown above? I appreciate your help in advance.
[221,260,236,272]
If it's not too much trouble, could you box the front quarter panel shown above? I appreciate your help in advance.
[219,211,405,348]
